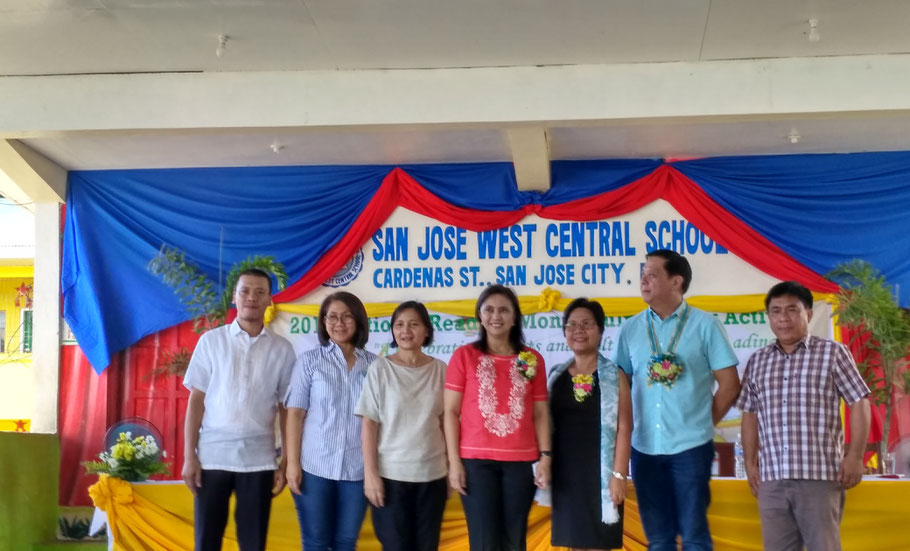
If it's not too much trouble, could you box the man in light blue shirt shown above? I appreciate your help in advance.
[613,249,740,551]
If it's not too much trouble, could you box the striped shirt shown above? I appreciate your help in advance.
[735,335,869,482]
[284,343,377,481]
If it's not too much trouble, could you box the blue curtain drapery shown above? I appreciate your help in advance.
[62,153,910,372]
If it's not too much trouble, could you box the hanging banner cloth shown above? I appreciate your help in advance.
[63,152,910,373]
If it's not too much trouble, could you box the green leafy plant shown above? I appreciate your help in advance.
[148,245,219,332]
[828,260,910,465]
[148,245,288,332]
[218,255,288,323]
[148,245,289,377]
[143,347,192,380]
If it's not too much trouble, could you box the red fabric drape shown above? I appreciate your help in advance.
[396,168,534,230]
[273,165,838,304]
[274,168,535,302]
[273,170,402,302]
[840,325,909,451]
[59,345,115,506]
[660,166,839,293]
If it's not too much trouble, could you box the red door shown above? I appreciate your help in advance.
[118,321,200,479]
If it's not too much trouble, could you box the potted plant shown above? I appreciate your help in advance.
[828,260,910,469]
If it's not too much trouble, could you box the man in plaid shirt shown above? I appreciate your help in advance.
[736,281,871,551]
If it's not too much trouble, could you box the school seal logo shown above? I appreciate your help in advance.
[323,250,364,287]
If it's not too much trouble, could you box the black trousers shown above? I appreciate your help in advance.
[370,476,448,551]
[459,459,537,551]
[194,469,274,551]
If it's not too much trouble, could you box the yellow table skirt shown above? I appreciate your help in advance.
[89,475,909,551]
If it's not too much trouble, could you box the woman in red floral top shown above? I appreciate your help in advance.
[444,284,551,551]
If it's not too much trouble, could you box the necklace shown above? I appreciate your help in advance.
[645,302,690,389]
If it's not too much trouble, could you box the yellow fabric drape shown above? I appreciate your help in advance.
[273,290,838,320]
[92,478,909,551]
[89,474,198,551]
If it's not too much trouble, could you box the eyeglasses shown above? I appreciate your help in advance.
[325,313,355,325]
[564,320,598,332]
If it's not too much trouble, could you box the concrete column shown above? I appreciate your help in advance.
[31,202,61,434]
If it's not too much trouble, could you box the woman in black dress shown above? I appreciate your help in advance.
[547,298,632,550]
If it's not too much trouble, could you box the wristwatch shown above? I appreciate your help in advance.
[611,471,627,480]
[539,450,552,458]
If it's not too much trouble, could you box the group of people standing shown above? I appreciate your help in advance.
[182,248,871,551]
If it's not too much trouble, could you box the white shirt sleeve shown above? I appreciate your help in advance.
[275,339,296,403]
[183,332,213,393]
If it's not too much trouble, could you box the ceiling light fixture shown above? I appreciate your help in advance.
[787,129,801,144]
[807,19,820,42]
[215,35,229,57]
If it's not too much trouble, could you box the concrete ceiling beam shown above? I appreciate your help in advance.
[3,54,910,136]
[0,140,67,209]
[507,127,550,192]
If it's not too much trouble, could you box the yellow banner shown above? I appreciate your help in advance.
[273,290,837,319]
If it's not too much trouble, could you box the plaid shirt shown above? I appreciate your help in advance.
[735,335,869,482]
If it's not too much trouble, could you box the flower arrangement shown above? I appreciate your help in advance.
[571,373,595,402]
[83,432,169,482]
[647,353,683,389]
[514,351,538,380]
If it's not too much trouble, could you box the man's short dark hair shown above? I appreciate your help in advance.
[765,281,813,310]
[390,301,434,347]
[316,291,370,348]
[235,268,272,293]
[646,249,692,293]
[562,298,606,334]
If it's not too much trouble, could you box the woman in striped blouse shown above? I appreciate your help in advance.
[285,291,377,551]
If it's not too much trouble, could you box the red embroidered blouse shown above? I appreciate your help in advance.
[445,344,547,461]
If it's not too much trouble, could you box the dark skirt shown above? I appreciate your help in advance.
[550,370,623,549]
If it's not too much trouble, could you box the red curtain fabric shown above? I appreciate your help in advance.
[840,325,908,451]
[660,166,838,293]
[273,172,399,302]
[274,166,837,304]
[59,345,115,506]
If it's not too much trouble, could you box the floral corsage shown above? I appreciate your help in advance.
[647,353,683,389]
[571,373,595,402]
[514,351,538,380]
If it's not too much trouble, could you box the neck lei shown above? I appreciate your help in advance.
[644,302,690,389]
[647,302,690,356]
